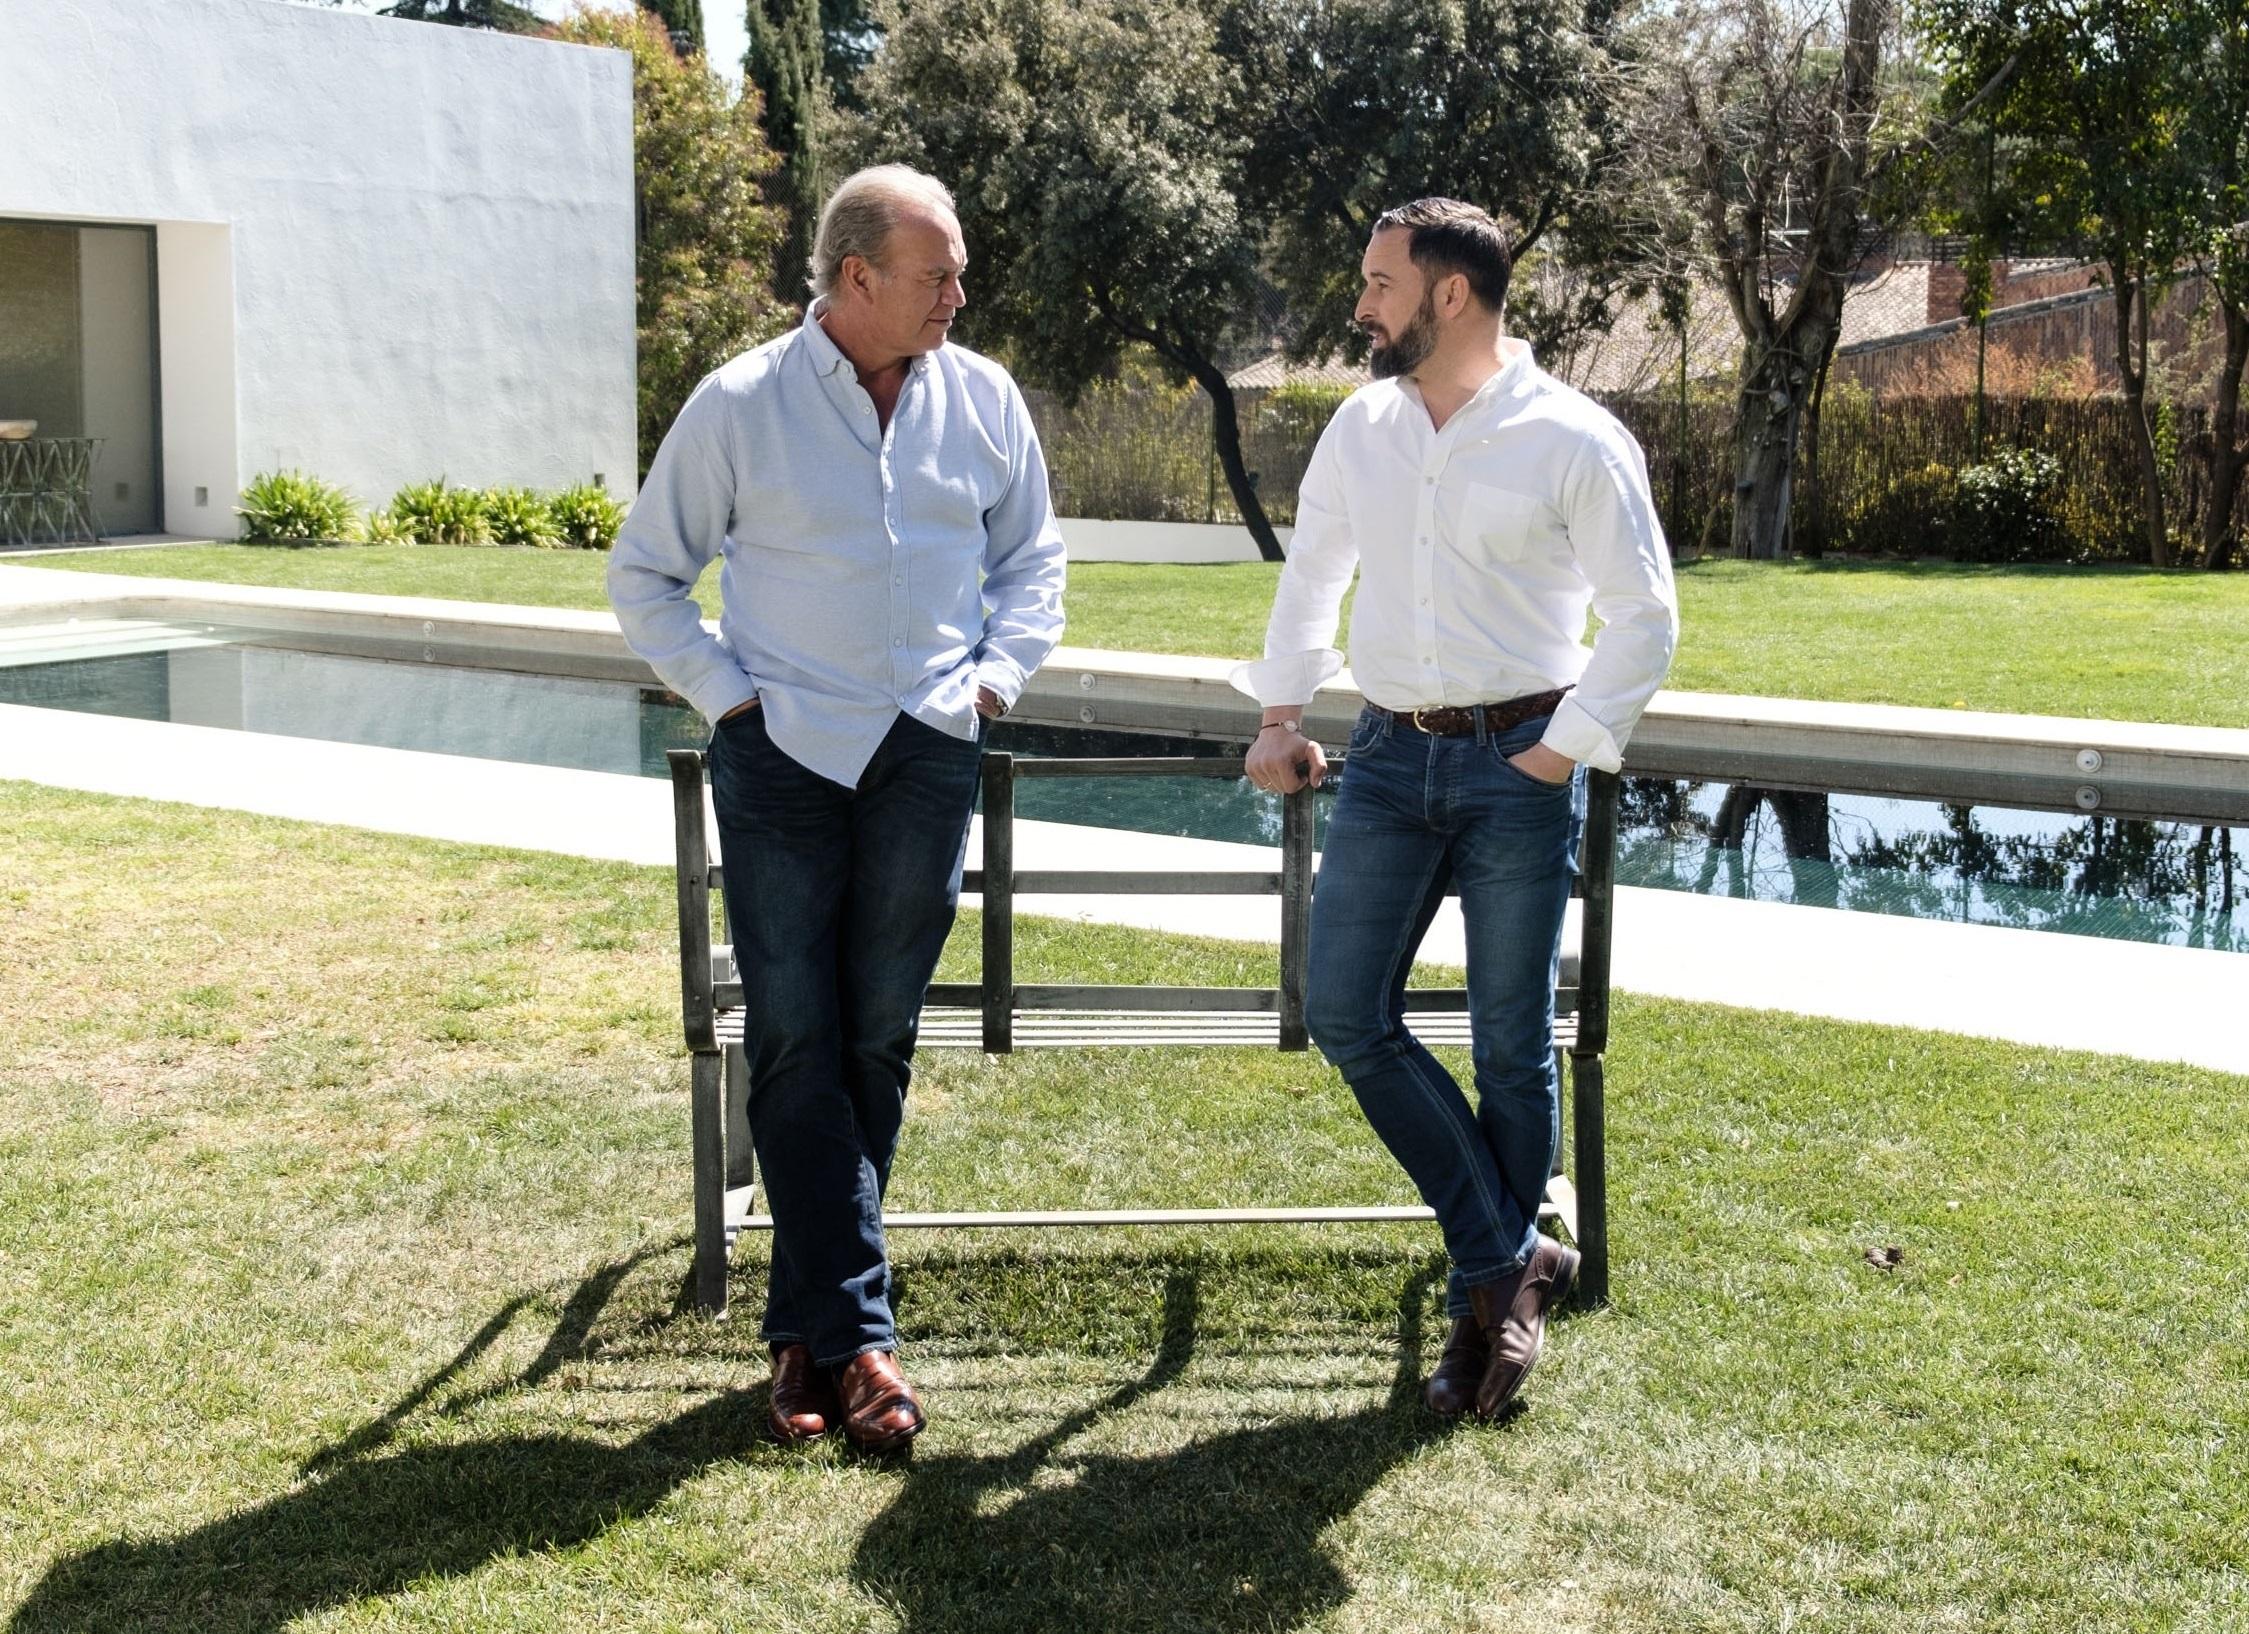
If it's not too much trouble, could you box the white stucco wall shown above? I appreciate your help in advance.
[0,0,636,533]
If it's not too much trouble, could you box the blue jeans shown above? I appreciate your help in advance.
[707,707,983,1366]
[1305,706,1584,1318]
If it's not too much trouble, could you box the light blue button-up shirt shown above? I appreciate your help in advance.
[608,304,1067,787]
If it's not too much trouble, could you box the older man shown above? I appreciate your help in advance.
[1238,198,1677,1420]
[609,165,1066,1453]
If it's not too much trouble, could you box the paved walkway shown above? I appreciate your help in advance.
[6,697,2244,1077]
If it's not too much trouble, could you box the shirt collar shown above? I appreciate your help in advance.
[1397,335,1536,426]
[801,298,855,379]
[1491,335,1535,392]
[1458,337,1536,411]
[802,297,939,379]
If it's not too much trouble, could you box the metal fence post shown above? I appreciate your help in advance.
[981,752,1015,1054]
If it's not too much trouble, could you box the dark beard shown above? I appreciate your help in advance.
[1367,288,1439,379]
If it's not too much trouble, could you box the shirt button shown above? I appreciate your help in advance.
[1423,476,1435,486]
[893,636,904,647]
[1419,597,1430,606]
[894,575,904,586]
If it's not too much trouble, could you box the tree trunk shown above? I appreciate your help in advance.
[1087,288,1286,562]
[1177,354,1285,562]
[1717,0,1873,561]
[1729,329,1831,560]
[2201,298,2248,571]
[2112,268,2172,568]
[1798,342,1836,558]
[1672,315,1690,550]
[1729,368,1796,559]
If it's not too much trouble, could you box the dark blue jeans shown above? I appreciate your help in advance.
[707,707,982,1366]
[1305,706,1584,1318]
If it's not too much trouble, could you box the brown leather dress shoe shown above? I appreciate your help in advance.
[835,1349,925,1453]
[1466,1234,1580,1419]
[1423,1315,1490,1417]
[767,1343,840,1443]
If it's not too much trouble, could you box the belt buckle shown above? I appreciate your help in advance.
[1410,707,1434,734]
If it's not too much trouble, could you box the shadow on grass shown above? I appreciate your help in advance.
[852,1255,1456,1634]
[9,1244,733,1634]
[13,1243,1490,1634]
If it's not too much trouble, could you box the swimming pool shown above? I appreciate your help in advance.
[3,615,2241,953]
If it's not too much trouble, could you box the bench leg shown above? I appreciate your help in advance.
[1550,1044,1569,1179]
[724,1042,755,1192]
[692,1049,729,1318]
[1569,1049,1608,1309]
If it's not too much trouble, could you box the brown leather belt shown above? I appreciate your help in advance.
[1368,686,1572,737]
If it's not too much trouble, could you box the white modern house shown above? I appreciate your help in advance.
[0,0,637,540]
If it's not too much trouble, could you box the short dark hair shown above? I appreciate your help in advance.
[1372,197,1511,313]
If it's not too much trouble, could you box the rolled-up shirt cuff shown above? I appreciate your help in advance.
[1228,648,1344,708]
[1539,693,1624,773]
[974,653,1029,708]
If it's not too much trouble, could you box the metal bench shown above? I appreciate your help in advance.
[667,748,1619,1319]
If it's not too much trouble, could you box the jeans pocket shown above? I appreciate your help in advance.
[1489,737,1571,792]
[1345,709,1383,757]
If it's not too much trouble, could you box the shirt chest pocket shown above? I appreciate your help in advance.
[1458,481,1545,565]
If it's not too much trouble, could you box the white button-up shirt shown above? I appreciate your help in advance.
[609,303,1067,787]
[1235,339,1678,772]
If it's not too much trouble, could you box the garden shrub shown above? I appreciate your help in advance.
[1257,382,1354,441]
[1841,461,1958,556]
[1953,448,2070,563]
[362,508,409,545]
[237,470,359,544]
[548,483,627,550]
[482,485,562,549]
[387,479,492,547]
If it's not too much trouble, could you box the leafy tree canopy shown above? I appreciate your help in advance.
[554,7,794,473]
[1224,0,1640,363]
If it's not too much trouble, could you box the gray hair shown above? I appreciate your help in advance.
[808,165,958,299]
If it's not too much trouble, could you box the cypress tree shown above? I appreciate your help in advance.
[745,0,827,304]
[642,0,705,56]
[378,0,544,31]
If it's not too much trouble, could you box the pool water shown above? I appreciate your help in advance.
[4,622,2240,954]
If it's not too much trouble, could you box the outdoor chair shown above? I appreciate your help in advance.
[0,437,103,547]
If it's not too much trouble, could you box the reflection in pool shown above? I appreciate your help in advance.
[3,630,2238,954]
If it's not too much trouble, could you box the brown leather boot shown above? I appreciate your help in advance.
[767,1343,840,1443]
[1466,1235,1579,1419]
[835,1349,925,1453]
[1423,1315,1489,1417]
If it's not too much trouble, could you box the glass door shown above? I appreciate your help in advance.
[0,219,161,539]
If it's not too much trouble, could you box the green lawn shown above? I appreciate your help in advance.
[26,544,2249,727]
[4,779,2245,1632]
